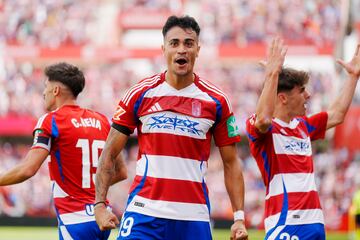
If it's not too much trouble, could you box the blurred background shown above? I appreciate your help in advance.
[0,0,360,237]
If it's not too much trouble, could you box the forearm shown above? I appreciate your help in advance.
[110,153,127,185]
[223,159,245,211]
[0,164,33,186]
[95,152,116,202]
[256,72,279,125]
[327,74,359,128]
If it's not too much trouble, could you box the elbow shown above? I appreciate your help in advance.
[21,168,37,181]
[255,117,272,132]
[119,168,128,181]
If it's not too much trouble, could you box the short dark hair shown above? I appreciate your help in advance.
[278,67,309,93]
[44,62,85,98]
[162,15,200,37]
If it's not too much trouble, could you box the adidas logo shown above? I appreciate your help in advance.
[147,102,162,112]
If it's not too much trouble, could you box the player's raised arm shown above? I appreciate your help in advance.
[326,43,360,129]
[219,144,248,240]
[255,37,287,133]
[0,148,48,186]
[94,127,128,230]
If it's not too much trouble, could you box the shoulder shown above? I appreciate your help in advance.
[195,75,232,110]
[122,73,164,104]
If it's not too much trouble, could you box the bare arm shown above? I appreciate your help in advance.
[111,152,128,185]
[94,127,128,230]
[255,37,287,133]
[219,144,248,240]
[327,44,360,129]
[0,148,48,186]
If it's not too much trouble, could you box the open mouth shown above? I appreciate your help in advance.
[175,58,188,65]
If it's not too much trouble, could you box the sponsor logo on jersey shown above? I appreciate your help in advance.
[273,134,312,156]
[113,106,126,120]
[284,139,310,153]
[146,114,203,136]
[192,100,202,117]
[226,116,240,137]
[71,118,101,130]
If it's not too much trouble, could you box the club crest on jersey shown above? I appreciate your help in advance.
[113,106,126,121]
[192,100,202,117]
[226,116,240,137]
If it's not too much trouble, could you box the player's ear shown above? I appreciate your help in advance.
[53,85,61,96]
[278,92,288,104]
[161,44,165,55]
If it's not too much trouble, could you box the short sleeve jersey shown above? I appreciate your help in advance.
[112,72,240,221]
[32,105,110,224]
[246,112,328,232]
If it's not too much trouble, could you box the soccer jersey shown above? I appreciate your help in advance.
[32,105,110,227]
[112,72,240,222]
[246,112,328,233]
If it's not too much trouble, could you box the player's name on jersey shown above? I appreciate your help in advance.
[71,117,102,130]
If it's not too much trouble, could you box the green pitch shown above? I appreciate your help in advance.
[0,227,349,239]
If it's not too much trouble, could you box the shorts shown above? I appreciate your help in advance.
[117,211,212,240]
[265,223,325,240]
[58,220,111,240]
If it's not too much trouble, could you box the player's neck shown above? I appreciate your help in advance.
[56,98,77,109]
[165,71,194,90]
[273,108,292,123]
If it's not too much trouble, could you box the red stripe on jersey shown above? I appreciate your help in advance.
[269,155,314,175]
[137,133,211,161]
[139,96,217,119]
[129,175,207,204]
[265,191,321,217]
[54,197,96,214]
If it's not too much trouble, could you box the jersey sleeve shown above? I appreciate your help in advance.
[112,88,141,134]
[302,112,328,141]
[245,114,267,143]
[31,113,52,151]
[213,97,241,147]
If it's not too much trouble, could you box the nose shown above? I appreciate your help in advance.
[177,43,186,54]
[304,90,311,99]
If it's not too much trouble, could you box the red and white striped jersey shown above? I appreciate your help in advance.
[112,72,240,221]
[246,112,328,232]
[32,105,110,225]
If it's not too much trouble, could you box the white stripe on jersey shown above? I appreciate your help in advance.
[139,111,214,140]
[198,78,233,112]
[273,118,300,129]
[136,154,206,182]
[52,181,69,198]
[59,225,74,240]
[267,225,286,240]
[123,75,160,105]
[273,134,312,156]
[265,173,317,200]
[144,82,214,102]
[126,195,210,222]
[122,75,159,104]
[35,113,49,130]
[264,209,324,232]
[59,210,96,225]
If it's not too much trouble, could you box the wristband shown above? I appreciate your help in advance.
[234,210,245,221]
[94,201,107,208]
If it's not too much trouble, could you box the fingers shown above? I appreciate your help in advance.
[355,44,360,57]
[258,60,267,67]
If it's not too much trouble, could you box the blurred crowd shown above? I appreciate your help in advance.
[0,0,342,47]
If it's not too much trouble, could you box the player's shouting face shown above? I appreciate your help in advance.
[162,26,200,78]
